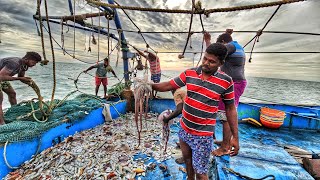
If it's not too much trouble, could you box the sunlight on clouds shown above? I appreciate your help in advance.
[0,0,319,82]
[165,0,188,9]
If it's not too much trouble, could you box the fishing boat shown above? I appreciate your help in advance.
[1,99,319,179]
[1,0,319,179]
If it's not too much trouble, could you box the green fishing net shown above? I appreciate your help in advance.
[0,94,103,143]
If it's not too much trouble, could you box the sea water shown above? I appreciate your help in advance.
[3,62,320,109]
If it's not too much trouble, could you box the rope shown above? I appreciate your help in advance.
[97,9,101,63]
[196,12,205,67]
[36,0,48,65]
[223,167,275,180]
[114,1,157,53]
[30,101,48,122]
[73,0,76,58]
[85,0,305,15]
[88,7,93,53]
[44,0,57,114]
[161,73,173,79]
[180,0,195,59]
[192,52,196,67]
[107,13,110,61]
[34,19,41,36]
[155,51,320,54]
[110,103,122,117]
[244,5,282,62]
[116,30,122,67]
[103,29,320,36]
[83,29,86,51]
[60,19,66,55]
[3,141,19,169]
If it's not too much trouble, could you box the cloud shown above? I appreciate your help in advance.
[0,0,319,81]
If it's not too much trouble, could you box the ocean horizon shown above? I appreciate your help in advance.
[2,61,319,109]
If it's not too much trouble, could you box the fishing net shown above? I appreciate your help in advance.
[0,93,103,143]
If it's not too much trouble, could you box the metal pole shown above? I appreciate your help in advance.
[106,0,130,86]
[67,0,74,15]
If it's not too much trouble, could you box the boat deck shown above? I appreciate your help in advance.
[212,123,319,179]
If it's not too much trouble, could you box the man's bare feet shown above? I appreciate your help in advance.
[176,142,180,149]
[175,157,185,164]
[212,147,230,156]
[214,140,223,145]
[0,121,5,125]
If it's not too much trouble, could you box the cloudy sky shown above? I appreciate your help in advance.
[0,0,319,81]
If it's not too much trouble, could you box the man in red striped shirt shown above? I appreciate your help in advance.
[152,43,239,179]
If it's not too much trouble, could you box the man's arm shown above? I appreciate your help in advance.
[0,67,22,81]
[111,70,117,78]
[152,81,174,92]
[83,65,95,73]
[225,43,236,55]
[18,70,25,77]
[225,103,239,156]
[132,46,147,58]
[204,31,212,48]
[163,103,183,123]
[145,51,157,61]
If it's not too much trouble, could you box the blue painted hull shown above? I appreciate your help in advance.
[149,99,320,131]
[0,101,127,178]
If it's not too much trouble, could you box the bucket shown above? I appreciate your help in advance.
[260,107,286,129]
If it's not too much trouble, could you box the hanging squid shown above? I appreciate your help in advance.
[133,76,152,146]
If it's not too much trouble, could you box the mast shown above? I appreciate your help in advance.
[105,0,130,86]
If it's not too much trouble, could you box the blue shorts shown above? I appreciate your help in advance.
[151,73,161,83]
[179,128,213,174]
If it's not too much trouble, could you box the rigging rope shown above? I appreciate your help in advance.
[155,51,320,54]
[85,0,305,15]
[73,0,76,58]
[42,25,97,64]
[36,0,48,65]
[179,0,195,59]
[114,1,157,53]
[107,13,110,61]
[244,5,282,62]
[116,29,122,67]
[44,0,57,115]
[60,19,66,55]
[223,167,275,180]
[3,141,19,169]
[88,7,93,53]
[196,9,205,67]
[97,9,101,63]
[102,28,320,36]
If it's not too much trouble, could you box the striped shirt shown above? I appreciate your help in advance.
[147,53,161,74]
[170,66,235,136]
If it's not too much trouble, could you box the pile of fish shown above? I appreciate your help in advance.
[4,113,184,180]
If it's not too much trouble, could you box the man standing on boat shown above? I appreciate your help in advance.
[133,46,161,97]
[204,29,247,156]
[152,43,239,180]
[0,52,42,125]
[83,57,117,98]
